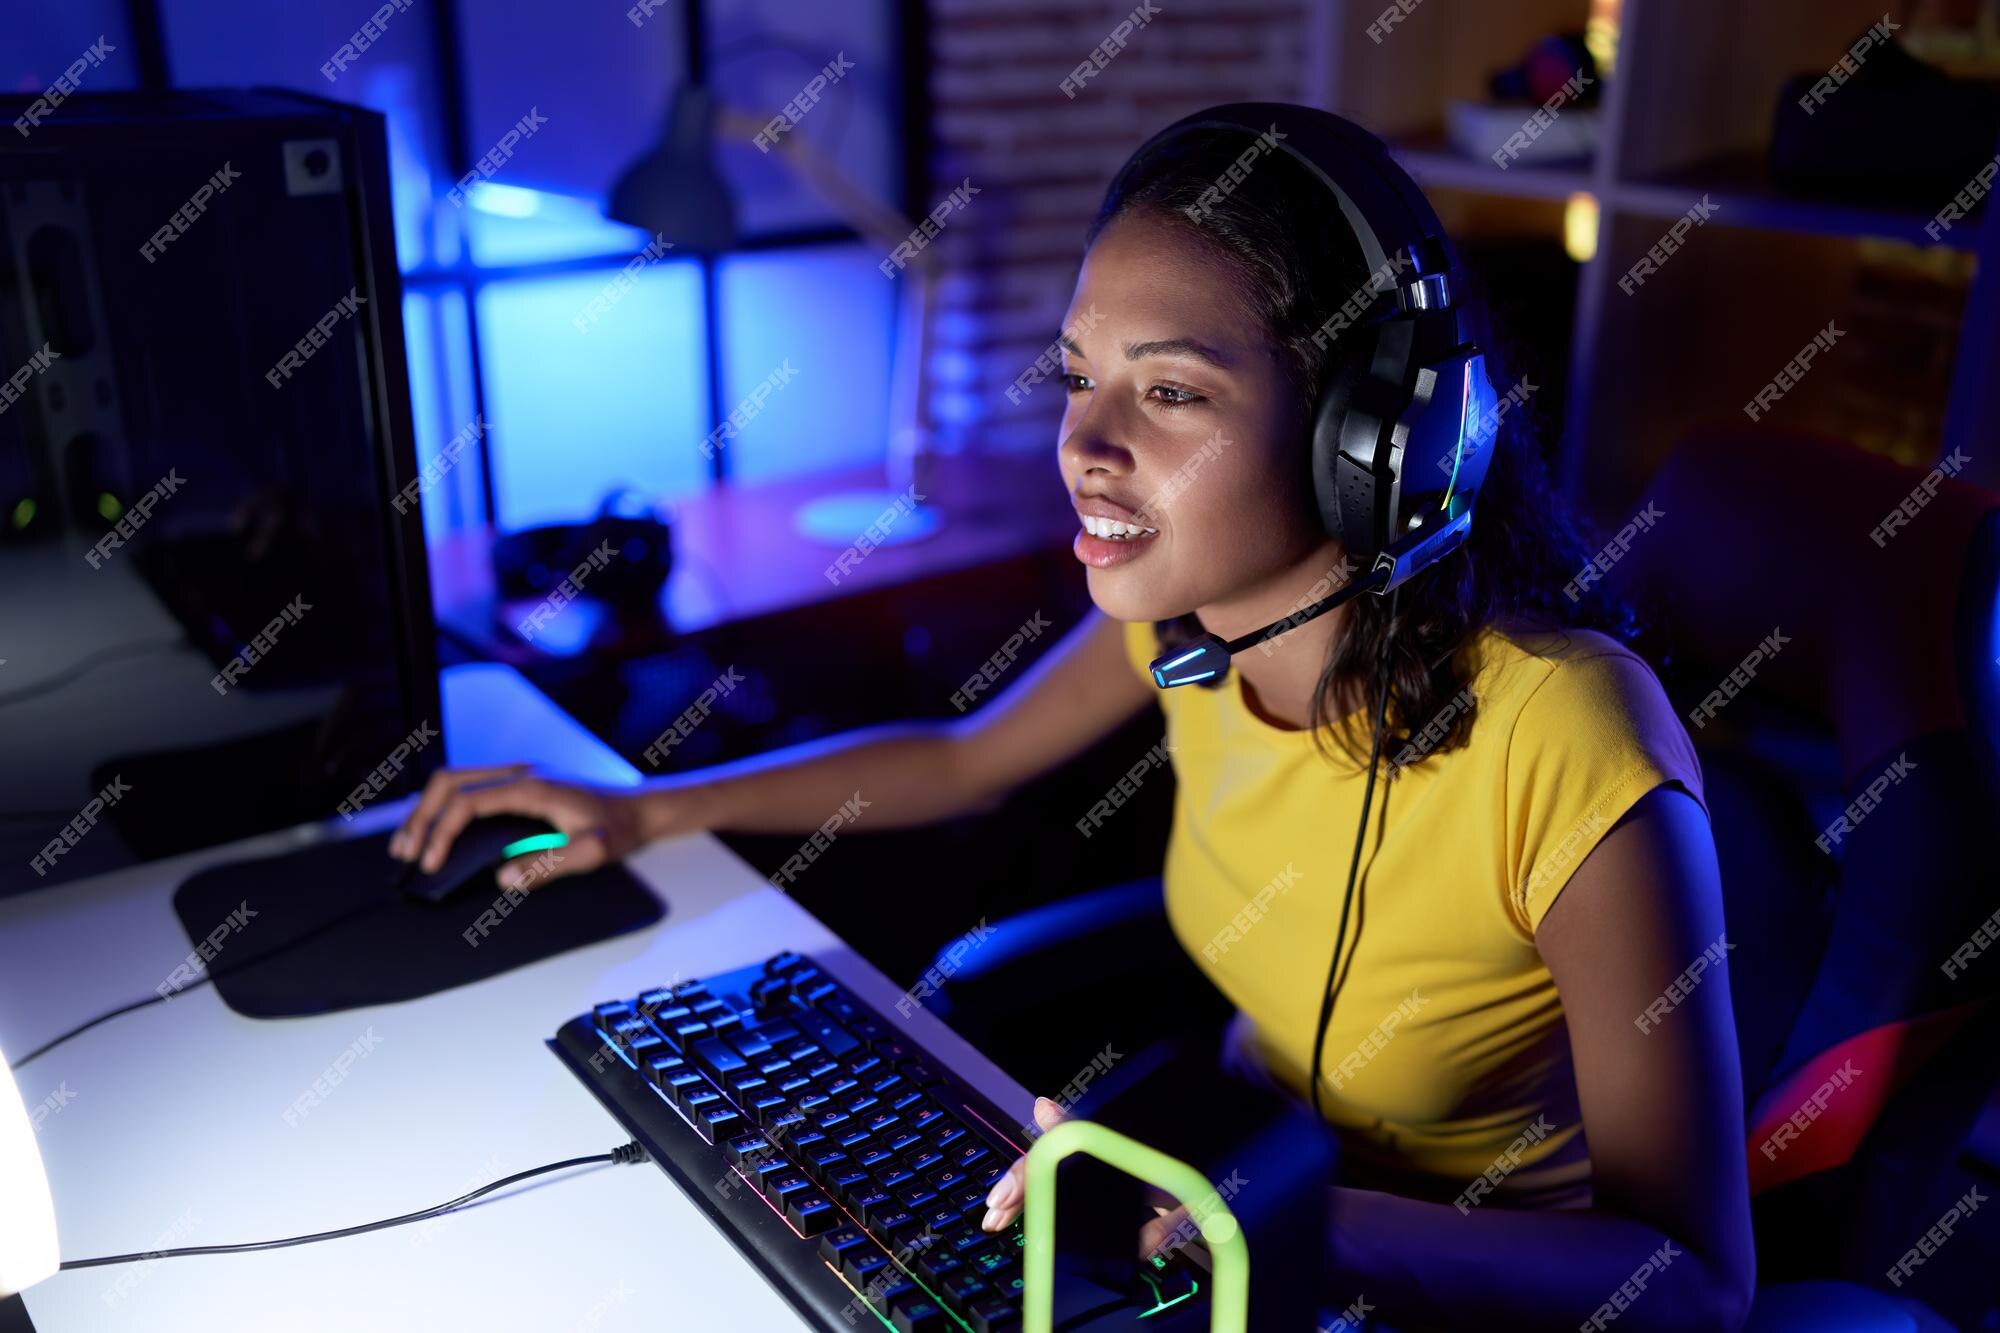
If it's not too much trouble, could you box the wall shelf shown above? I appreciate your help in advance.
[1390,132,1596,204]
[1613,155,1985,253]
[1317,0,1999,518]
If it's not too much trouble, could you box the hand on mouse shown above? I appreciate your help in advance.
[388,765,647,889]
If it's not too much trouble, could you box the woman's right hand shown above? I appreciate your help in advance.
[387,764,653,890]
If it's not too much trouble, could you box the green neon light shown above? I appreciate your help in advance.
[499,831,570,858]
[1022,1119,1247,1333]
[823,1260,900,1333]
[1442,360,1480,513]
[826,1239,979,1333]
[1441,437,1463,511]
[1139,1277,1199,1318]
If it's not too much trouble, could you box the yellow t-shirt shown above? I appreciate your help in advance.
[1121,618,1707,1208]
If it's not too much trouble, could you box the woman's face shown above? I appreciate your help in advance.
[1056,209,1327,624]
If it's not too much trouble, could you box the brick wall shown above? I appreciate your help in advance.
[917,0,1320,458]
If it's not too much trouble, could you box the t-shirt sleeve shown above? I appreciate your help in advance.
[1504,649,1708,936]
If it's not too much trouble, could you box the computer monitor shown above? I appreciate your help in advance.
[0,89,441,896]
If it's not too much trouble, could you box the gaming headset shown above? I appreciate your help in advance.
[1102,103,1500,689]
[1102,103,1500,1118]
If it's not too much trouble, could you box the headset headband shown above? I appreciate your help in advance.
[1102,102,1469,346]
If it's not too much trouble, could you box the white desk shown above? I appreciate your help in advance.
[1,664,1033,1332]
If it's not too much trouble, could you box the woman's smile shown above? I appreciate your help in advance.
[1072,493,1161,567]
[1072,522,1161,567]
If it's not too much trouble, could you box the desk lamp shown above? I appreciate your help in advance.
[0,1047,60,1297]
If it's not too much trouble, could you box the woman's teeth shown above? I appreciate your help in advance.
[1081,514,1158,541]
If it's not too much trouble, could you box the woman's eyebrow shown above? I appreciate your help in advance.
[1055,332,1235,369]
[1123,337,1235,368]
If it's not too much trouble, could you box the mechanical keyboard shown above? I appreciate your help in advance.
[550,951,1211,1332]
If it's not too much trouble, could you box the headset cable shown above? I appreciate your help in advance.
[1310,585,1401,1121]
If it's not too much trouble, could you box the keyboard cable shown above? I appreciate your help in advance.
[58,1141,650,1269]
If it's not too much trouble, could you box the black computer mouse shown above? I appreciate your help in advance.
[393,814,569,903]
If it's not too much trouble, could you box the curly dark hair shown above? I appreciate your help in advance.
[1086,123,1636,769]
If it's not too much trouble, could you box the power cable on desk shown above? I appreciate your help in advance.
[7,896,397,1071]
[0,638,192,711]
[58,1141,649,1269]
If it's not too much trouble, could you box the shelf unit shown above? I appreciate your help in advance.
[1315,0,2000,519]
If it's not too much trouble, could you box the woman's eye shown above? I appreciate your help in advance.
[1057,375,1201,407]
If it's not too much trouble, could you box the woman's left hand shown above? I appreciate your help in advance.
[1137,1203,1196,1262]
[980,1095,1069,1233]
[981,1095,1193,1262]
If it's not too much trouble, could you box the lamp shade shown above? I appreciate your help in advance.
[0,1047,59,1296]
[607,83,738,254]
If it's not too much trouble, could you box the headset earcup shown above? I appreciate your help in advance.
[1310,349,1379,563]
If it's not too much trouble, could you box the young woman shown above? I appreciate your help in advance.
[391,107,1755,1330]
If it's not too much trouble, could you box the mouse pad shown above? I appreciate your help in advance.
[172,830,665,1017]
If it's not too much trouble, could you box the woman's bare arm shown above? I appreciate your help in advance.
[634,608,1155,838]
[393,610,1155,880]
[1316,786,1756,1331]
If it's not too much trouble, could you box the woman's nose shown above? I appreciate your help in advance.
[1060,399,1135,479]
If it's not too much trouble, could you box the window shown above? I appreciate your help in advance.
[150,0,918,539]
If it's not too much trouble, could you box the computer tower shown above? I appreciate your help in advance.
[0,88,441,894]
